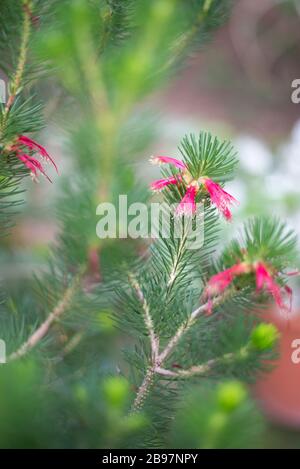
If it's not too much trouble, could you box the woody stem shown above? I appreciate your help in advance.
[131,295,224,413]
[3,1,31,119]
[130,366,156,413]
[8,270,83,361]
[158,295,224,364]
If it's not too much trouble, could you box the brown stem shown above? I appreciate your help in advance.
[158,295,223,364]
[130,295,224,412]
[131,366,156,413]
[155,351,239,379]
[8,272,82,361]
[155,344,249,378]
[129,273,159,360]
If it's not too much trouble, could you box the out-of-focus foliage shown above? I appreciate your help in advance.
[0,0,296,450]
[0,361,148,448]
[169,381,264,449]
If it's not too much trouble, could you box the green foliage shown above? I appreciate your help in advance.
[0,360,148,448]
[0,0,296,450]
[0,152,26,234]
[221,217,297,268]
[243,217,297,268]
[179,132,238,182]
[169,381,264,449]
[0,360,58,448]
[0,0,23,73]
[0,97,44,142]
[216,217,297,302]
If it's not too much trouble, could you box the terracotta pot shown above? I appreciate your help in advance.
[255,307,300,428]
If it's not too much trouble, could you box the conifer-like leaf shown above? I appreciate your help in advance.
[179,132,238,182]
[221,217,297,272]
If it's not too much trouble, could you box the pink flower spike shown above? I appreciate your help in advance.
[204,263,248,299]
[202,178,238,221]
[255,262,291,313]
[18,135,58,173]
[150,175,181,192]
[150,155,186,170]
[17,152,51,183]
[175,185,198,217]
[286,270,300,277]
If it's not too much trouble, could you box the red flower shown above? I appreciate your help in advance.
[17,153,50,181]
[205,263,248,298]
[150,175,181,192]
[17,136,58,172]
[150,155,196,216]
[149,155,237,220]
[175,185,198,217]
[203,260,293,315]
[11,135,58,182]
[201,177,238,221]
[150,155,186,170]
[255,262,291,313]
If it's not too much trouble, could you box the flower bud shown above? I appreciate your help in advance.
[250,323,279,351]
[217,381,247,412]
[103,377,130,409]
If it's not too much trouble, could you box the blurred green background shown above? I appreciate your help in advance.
[1,0,300,448]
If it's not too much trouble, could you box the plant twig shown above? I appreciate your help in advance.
[62,331,84,357]
[158,295,223,364]
[129,273,159,360]
[131,294,224,412]
[8,272,82,361]
[131,366,156,413]
[155,346,248,378]
[3,1,32,118]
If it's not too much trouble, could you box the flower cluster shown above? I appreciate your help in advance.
[10,135,57,182]
[150,155,237,220]
[204,260,293,315]
[150,153,296,316]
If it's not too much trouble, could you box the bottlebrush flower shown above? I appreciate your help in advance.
[200,177,238,221]
[203,262,249,313]
[203,260,293,315]
[10,135,57,182]
[150,175,181,192]
[150,155,186,170]
[149,155,237,220]
[17,136,58,172]
[175,185,198,217]
[255,262,291,313]
[150,155,197,216]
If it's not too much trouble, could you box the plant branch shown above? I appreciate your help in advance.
[3,1,32,119]
[129,273,159,360]
[158,295,224,364]
[131,366,156,413]
[131,294,225,413]
[8,272,83,361]
[155,346,249,378]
